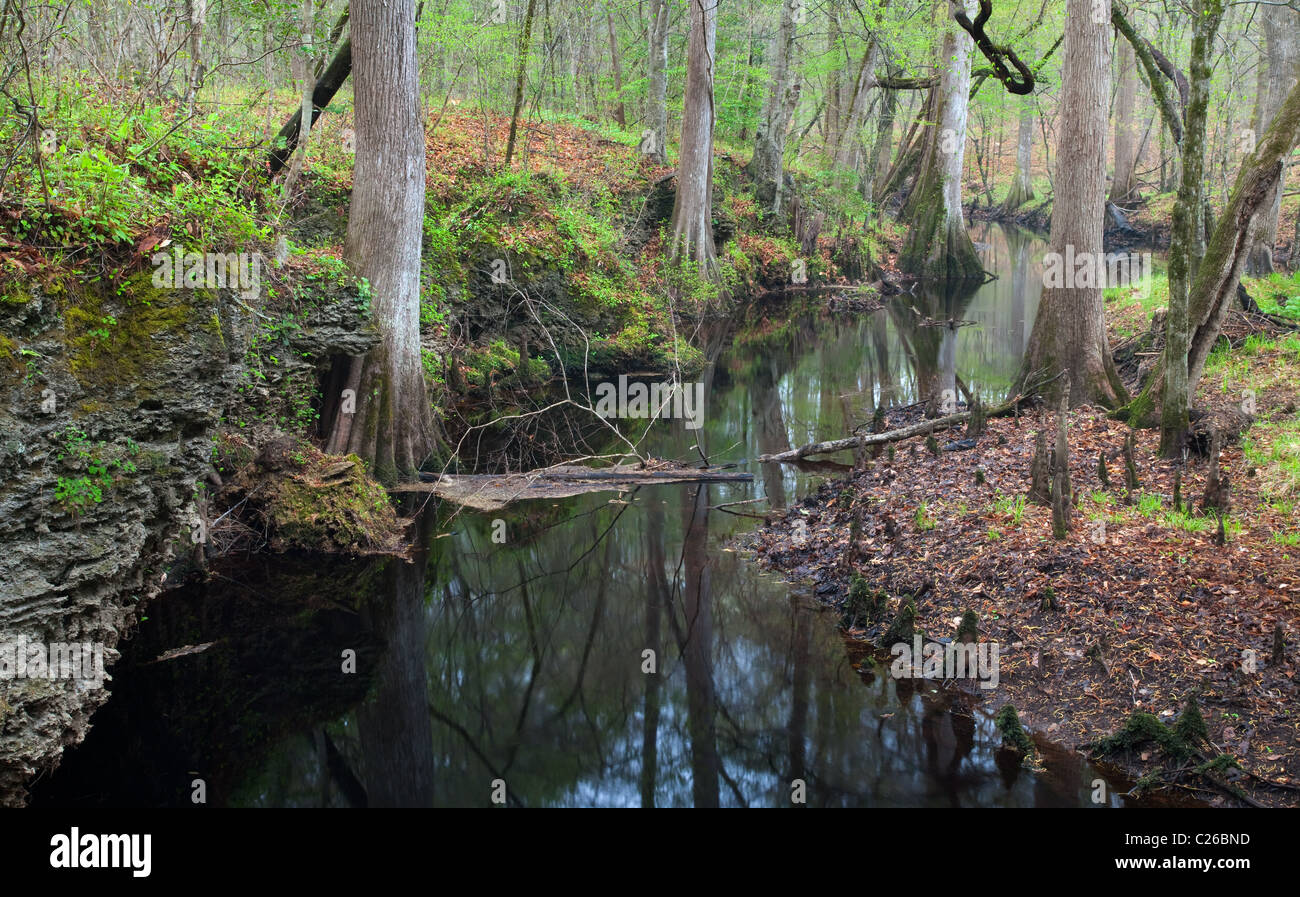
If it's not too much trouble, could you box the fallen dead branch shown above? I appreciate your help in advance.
[391,460,753,511]
[758,391,1034,463]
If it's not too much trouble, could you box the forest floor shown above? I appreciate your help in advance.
[750,270,1300,808]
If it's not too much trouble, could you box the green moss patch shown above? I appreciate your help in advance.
[252,440,407,555]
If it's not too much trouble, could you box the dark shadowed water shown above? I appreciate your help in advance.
[32,224,1139,807]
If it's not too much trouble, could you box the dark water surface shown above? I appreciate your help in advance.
[33,224,1134,807]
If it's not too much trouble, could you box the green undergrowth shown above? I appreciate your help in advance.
[0,86,267,270]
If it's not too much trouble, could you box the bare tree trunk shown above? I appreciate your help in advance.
[605,4,625,127]
[1000,101,1035,214]
[1016,0,1124,407]
[831,42,880,172]
[280,0,317,201]
[324,0,433,483]
[865,83,898,207]
[825,11,842,147]
[646,0,669,163]
[667,0,718,277]
[898,4,981,279]
[1244,3,1300,276]
[750,0,798,212]
[1111,37,1139,204]
[266,36,353,175]
[505,0,540,166]
[1187,78,1300,392]
[184,0,205,113]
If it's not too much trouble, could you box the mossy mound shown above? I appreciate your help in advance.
[1091,711,1195,763]
[844,574,886,627]
[995,704,1036,756]
[956,610,979,642]
[266,456,405,554]
[224,437,409,555]
[881,594,916,645]
[1173,695,1209,746]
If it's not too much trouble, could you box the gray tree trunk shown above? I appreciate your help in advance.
[1111,37,1139,204]
[1244,3,1300,276]
[750,0,798,212]
[667,0,718,277]
[831,41,880,172]
[1017,0,1124,407]
[1000,101,1035,214]
[646,0,670,163]
[324,0,433,483]
[898,4,981,279]
[1161,0,1224,455]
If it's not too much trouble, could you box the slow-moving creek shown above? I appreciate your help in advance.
[34,223,1143,807]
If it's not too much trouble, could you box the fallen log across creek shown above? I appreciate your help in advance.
[756,391,1035,463]
[391,460,753,511]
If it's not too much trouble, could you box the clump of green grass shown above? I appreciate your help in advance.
[914,501,936,531]
[1136,493,1163,516]
[1163,509,1212,533]
[993,493,1026,524]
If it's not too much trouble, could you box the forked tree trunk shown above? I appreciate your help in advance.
[667,0,719,277]
[865,83,897,207]
[1016,0,1125,408]
[897,6,981,280]
[1126,74,1300,429]
[830,41,880,173]
[324,0,433,483]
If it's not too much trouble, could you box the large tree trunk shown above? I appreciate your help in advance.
[667,0,719,277]
[749,0,798,212]
[1000,101,1035,214]
[1243,3,1300,276]
[898,5,981,280]
[1016,0,1124,408]
[646,0,670,163]
[324,0,433,483]
[1110,37,1139,204]
[1160,0,1224,455]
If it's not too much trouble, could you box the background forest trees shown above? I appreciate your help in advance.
[4,0,1300,461]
